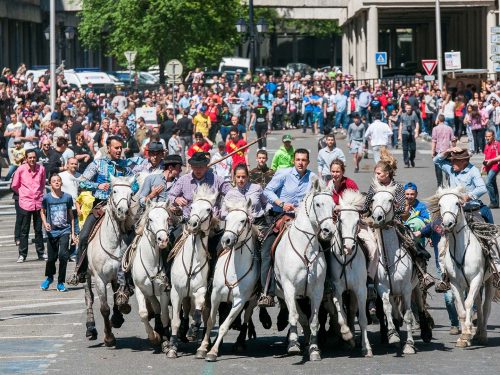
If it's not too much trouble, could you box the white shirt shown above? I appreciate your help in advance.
[59,170,81,209]
[364,120,393,147]
[443,101,455,118]
[6,122,23,148]
[317,147,346,176]
[210,151,232,181]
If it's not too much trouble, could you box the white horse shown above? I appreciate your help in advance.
[197,198,258,361]
[329,189,373,357]
[84,175,135,347]
[131,201,172,347]
[274,179,336,361]
[428,186,495,347]
[165,184,217,358]
[370,180,419,355]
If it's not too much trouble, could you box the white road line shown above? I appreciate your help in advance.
[0,309,84,321]
[0,288,81,294]
[0,334,73,339]
[0,354,58,359]
[0,300,83,311]
[1,322,82,327]
[0,279,43,284]
[0,298,82,304]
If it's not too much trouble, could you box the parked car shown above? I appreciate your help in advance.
[286,63,314,76]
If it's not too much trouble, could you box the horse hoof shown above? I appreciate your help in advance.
[205,353,217,362]
[341,330,354,343]
[259,308,272,330]
[287,341,301,355]
[233,341,246,353]
[362,348,374,358]
[388,329,400,345]
[166,348,178,358]
[161,341,170,353]
[86,326,98,341]
[118,303,131,315]
[148,332,161,346]
[346,338,356,349]
[421,329,432,343]
[309,350,321,361]
[111,314,124,329]
[195,349,207,359]
[456,337,470,348]
[104,334,116,347]
[403,342,416,355]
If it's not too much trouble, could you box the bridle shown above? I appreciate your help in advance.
[108,183,133,219]
[335,207,361,254]
[145,205,171,246]
[372,190,396,227]
[439,192,467,234]
[188,198,214,234]
[302,191,335,234]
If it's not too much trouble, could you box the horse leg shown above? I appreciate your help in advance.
[135,286,160,346]
[191,289,207,345]
[413,287,433,344]
[283,283,301,355]
[177,298,191,343]
[234,297,257,352]
[474,279,494,346]
[297,301,311,345]
[95,278,115,347]
[160,291,171,340]
[461,275,483,347]
[196,293,218,360]
[381,290,399,347]
[355,286,373,358]
[147,294,164,344]
[308,289,324,362]
[110,280,124,329]
[165,290,181,358]
[449,282,468,348]
[332,288,354,346]
[84,275,98,340]
[206,300,245,362]
[402,290,416,355]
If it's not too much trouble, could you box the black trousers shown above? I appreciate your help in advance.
[14,199,22,242]
[255,122,268,149]
[45,233,70,283]
[260,232,276,296]
[75,199,104,275]
[18,208,44,259]
[402,134,416,165]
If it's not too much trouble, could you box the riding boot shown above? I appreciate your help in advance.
[366,276,377,314]
[258,232,276,308]
[160,248,171,292]
[116,268,133,314]
[434,272,451,293]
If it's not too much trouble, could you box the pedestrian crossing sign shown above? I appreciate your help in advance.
[375,52,387,65]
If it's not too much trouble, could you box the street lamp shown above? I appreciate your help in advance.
[236,18,247,34]
[256,17,268,33]
[64,26,75,41]
[44,25,76,65]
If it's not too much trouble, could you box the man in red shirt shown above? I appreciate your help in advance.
[483,129,500,208]
[187,132,213,157]
[226,127,248,170]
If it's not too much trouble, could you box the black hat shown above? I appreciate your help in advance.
[165,154,183,166]
[148,141,164,152]
[188,152,210,167]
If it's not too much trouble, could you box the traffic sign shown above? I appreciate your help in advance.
[124,50,137,64]
[495,63,500,73]
[444,51,461,70]
[492,26,500,34]
[375,52,387,66]
[424,75,435,81]
[421,60,438,76]
[165,59,183,78]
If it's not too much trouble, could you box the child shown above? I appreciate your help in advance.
[4,138,25,181]
[76,190,95,228]
[40,174,76,292]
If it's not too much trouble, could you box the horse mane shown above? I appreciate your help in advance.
[372,178,397,195]
[339,189,365,210]
[136,201,169,236]
[426,185,466,221]
[110,175,132,186]
[193,183,218,203]
[225,198,252,215]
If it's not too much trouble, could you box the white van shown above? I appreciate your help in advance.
[218,57,251,74]
[26,68,119,92]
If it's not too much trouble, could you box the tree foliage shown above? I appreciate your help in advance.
[78,0,242,74]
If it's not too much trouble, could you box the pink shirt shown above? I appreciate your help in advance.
[432,124,454,154]
[11,163,46,211]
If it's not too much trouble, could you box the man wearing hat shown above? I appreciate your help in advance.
[131,141,165,174]
[139,155,183,207]
[271,134,294,171]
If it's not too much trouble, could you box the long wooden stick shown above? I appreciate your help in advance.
[208,137,264,167]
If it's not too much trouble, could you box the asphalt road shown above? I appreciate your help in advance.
[2,130,500,375]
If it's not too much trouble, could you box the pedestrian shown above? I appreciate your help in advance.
[249,149,275,188]
[187,132,213,157]
[251,99,269,150]
[483,129,500,208]
[347,114,366,173]
[387,109,400,149]
[210,141,232,181]
[10,149,46,262]
[4,137,25,181]
[431,114,454,187]
[193,103,211,138]
[168,128,182,156]
[364,112,392,164]
[317,133,346,182]
[177,108,194,165]
[59,157,81,260]
[271,134,294,171]
[398,103,420,168]
[226,127,248,170]
[40,173,76,292]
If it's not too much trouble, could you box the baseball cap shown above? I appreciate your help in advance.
[282,134,292,143]
[404,182,418,192]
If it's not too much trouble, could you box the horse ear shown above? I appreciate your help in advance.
[313,177,321,192]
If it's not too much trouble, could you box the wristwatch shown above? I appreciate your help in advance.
[279,201,285,208]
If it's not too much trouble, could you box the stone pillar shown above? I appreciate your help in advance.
[342,26,349,73]
[351,22,357,76]
[359,12,367,79]
[366,5,379,78]
[487,6,495,76]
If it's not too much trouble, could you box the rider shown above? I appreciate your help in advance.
[130,141,166,174]
[433,147,499,291]
[68,136,138,311]
[259,149,317,307]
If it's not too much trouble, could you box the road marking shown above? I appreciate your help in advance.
[0,298,82,304]
[0,300,83,311]
[0,334,73,339]
[0,279,46,284]
[0,309,84,321]
[0,354,58,359]
[0,288,81,294]
[1,322,82,327]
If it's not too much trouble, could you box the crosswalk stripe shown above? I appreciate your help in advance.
[0,334,73,339]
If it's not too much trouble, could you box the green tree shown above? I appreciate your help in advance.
[78,0,243,82]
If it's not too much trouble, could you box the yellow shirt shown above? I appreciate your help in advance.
[12,148,25,166]
[76,191,95,226]
[193,113,211,137]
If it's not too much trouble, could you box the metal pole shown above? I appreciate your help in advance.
[49,0,56,111]
[435,0,444,90]
[172,67,176,119]
[249,0,256,73]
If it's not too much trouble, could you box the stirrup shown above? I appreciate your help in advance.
[258,295,275,308]
[419,274,436,292]
[67,273,85,286]
[434,279,450,293]
[492,273,500,289]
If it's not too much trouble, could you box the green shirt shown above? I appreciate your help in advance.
[271,145,294,171]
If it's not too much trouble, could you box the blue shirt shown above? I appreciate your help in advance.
[260,93,274,111]
[334,93,348,112]
[264,167,317,212]
[304,96,314,112]
[433,154,487,203]
[238,91,252,109]
[42,192,73,237]
[311,94,322,113]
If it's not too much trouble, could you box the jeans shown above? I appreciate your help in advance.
[392,129,399,147]
[454,116,464,138]
[4,165,18,181]
[303,111,313,133]
[445,117,454,127]
[334,111,349,129]
[435,163,448,188]
[45,233,70,283]
[317,113,324,134]
[496,124,500,141]
[18,208,44,259]
[70,210,80,256]
[402,134,416,165]
[480,204,494,224]
[472,128,486,153]
[487,169,499,207]
[179,136,193,165]
[261,232,277,296]
[466,126,475,152]
[255,122,268,149]
[359,107,369,120]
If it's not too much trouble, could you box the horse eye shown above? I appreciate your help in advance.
[316,203,320,207]
[240,219,245,223]
[113,190,117,194]
[206,208,211,212]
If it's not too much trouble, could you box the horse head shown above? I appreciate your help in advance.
[109,175,135,221]
[221,198,252,249]
[371,180,396,226]
[429,186,465,233]
[187,184,218,234]
[144,201,171,249]
[308,178,336,241]
[338,189,364,255]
